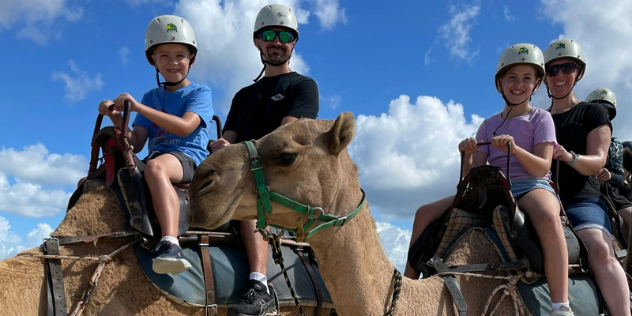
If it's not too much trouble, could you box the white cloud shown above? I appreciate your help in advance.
[349,95,484,220]
[310,0,347,30]
[0,0,83,44]
[118,47,131,65]
[0,174,72,217]
[424,48,433,66]
[51,60,104,104]
[540,0,632,141]
[0,144,88,187]
[438,2,481,64]
[175,0,345,113]
[0,216,52,260]
[503,5,515,22]
[320,94,341,109]
[376,221,411,273]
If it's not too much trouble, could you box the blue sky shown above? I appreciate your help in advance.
[2,0,632,271]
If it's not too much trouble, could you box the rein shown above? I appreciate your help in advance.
[245,140,366,240]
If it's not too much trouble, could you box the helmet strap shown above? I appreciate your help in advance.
[155,60,193,88]
[253,41,294,82]
[498,80,533,107]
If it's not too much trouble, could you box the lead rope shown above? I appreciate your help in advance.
[437,271,526,316]
[19,239,138,316]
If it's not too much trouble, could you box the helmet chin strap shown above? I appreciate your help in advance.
[253,43,294,82]
[545,74,580,100]
[494,80,538,135]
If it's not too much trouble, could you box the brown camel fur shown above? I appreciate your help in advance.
[187,113,519,316]
[0,186,326,315]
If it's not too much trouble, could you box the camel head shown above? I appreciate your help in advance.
[188,112,360,233]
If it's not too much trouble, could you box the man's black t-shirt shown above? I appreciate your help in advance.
[551,102,610,199]
[224,72,319,143]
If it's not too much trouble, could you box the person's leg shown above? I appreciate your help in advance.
[145,153,191,275]
[618,206,632,242]
[145,154,183,237]
[228,221,276,316]
[577,228,631,316]
[404,195,455,279]
[518,189,568,305]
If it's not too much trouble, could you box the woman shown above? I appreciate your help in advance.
[545,39,630,316]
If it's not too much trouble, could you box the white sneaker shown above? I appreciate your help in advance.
[550,305,574,316]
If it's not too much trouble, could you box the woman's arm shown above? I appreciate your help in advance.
[554,124,611,176]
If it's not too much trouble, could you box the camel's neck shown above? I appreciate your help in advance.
[308,205,413,315]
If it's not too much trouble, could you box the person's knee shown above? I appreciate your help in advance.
[145,159,166,180]
[587,242,615,265]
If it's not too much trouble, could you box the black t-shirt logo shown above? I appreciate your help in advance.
[271,93,285,101]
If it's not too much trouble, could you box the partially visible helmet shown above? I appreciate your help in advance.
[543,39,586,77]
[586,88,617,120]
[145,15,198,66]
[623,141,632,152]
[253,4,299,39]
[495,43,545,92]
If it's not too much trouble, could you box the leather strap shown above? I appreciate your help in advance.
[199,235,217,316]
[44,239,67,316]
[429,258,467,316]
[297,247,322,316]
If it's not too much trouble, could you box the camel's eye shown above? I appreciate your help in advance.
[278,152,297,166]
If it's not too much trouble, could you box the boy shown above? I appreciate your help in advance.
[99,15,213,275]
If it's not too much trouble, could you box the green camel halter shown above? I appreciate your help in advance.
[245,140,366,239]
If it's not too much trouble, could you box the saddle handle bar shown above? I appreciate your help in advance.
[212,115,223,140]
[459,141,512,188]
[89,101,131,172]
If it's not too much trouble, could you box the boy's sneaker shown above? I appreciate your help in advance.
[151,240,191,275]
[227,280,277,316]
[550,305,574,316]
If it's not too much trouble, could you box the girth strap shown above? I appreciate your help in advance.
[429,258,467,316]
[199,235,217,316]
[44,238,67,316]
[296,247,322,316]
[446,259,531,273]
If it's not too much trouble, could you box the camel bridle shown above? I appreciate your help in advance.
[245,140,366,240]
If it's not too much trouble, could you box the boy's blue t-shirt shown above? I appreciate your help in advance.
[133,82,213,165]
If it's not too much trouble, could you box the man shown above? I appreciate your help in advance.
[209,4,319,316]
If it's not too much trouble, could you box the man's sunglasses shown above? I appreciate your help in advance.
[545,63,581,77]
[259,30,295,43]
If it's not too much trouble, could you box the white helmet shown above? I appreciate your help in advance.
[586,88,617,120]
[254,4,299,39]
[145,15,197,66]
[543,39,586,77]
[495,43,545,92]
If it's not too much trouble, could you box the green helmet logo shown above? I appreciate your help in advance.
[518,47,528,54]
[166,23,178,33]
[555,43,565,50]
[600,89,608,95]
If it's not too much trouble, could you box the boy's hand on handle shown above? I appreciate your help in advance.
[490,134,515,154]
[458,137,479,156]
[209,138,231,153]
[553,144,573,163]
[98,100,117,116]
[595,168,611,181]
[113,93,139,112]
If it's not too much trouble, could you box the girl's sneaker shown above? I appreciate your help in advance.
[151,240,192,275]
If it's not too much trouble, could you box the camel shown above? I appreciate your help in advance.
[0,186,326,315]
[187,112,523,316]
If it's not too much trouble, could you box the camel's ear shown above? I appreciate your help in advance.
[624,148,632,173]
[327,112,355,154]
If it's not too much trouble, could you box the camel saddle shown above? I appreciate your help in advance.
[408,165,588,277]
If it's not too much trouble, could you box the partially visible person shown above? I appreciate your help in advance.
[545,39,630,315]
[586,88,632,239]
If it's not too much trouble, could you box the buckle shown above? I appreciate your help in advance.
[334,216,348,226]
[308,207,324,220]
[205,304,217,316]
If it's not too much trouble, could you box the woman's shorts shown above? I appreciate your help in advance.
[511,178,556,201]
[562,197,611,236]
[143,151,197,183]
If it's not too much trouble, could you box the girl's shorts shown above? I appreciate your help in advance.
[511,178,556,201]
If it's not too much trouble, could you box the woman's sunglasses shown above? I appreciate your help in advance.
[259,30,295,44]
[545,63,581,77]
